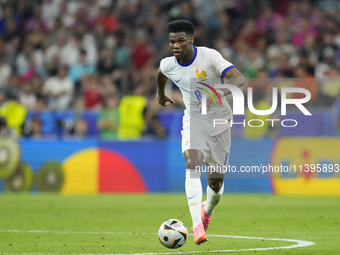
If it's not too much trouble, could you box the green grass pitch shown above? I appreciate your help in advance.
[0,193,339,254]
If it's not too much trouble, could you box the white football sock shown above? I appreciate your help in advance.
[185,169,202,228]
[205,183,224,216]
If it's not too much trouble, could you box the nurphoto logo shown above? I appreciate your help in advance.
[199,83,312,128]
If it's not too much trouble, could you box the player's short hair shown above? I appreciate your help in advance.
[168,20,195,36]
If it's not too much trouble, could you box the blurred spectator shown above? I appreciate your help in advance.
[41,0,62,27]
[26,20,46,50]
[214,37,235,61]
[25,3,49,31]
[0,90,5,106]
[315,50,334,79]
[292,18,319,48]
[45,29,67,64]
[45,50,62,77]
[114,33,130,68]
[317,66,340,107]
[118,86,147,140]
[256,6,282,35]
[88,0,103,18]
[234,40,251,72]
[241,49,265,78]
[20,52,46,80]
[143,97,168,138]
[59,1,72,28]
[68,49,95,83]
[246,69,271,92]
[45,17,63,47]
[0,93,26,136]
[34,94,47,111]
[26,115,43,139]
[95,7,118,33]
[0,4,20,35]
[319,32,338,63]
[74,23,98,64]
[0,37,16,66]
[3,18,21,42]
[97,93,119,140]
[45,30,79,67]
[97,47,115,75]
[0,116,16,138]
[17,0,33,23]
[73,96,85,112]
[16,42,44,78]
[2,74,20,98]
[30,74,42,93]
[67,0,86,20]
[43,65,74,110]
[19,80,36,110]
[270,53,294,78]
[296,53,315,77]
[244,88,275,139]
[317,0,340,13]
[292,65,318,103]
[333,97,340,135]
[0,60,11,88]
[298,34,318,67]
[93,23,107,49]
[131,29,154,71]
[101,75,117,95]
[73,7,96,30]
[267,31,295,65]
[73,118,89,138]
[82,75,102,110]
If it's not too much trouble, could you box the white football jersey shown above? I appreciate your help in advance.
[160,46,234,136]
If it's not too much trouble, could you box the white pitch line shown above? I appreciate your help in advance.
[0,229,314,255]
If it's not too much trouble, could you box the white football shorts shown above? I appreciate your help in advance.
[181,127,231,172]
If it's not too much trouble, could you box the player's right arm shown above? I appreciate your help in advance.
[156,67,175,106]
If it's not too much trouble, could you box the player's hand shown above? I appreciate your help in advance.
[156,94,175,106]
[196,96,215,113]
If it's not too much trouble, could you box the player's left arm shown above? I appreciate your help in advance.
[197,67,245,112]
[197,49,245,111]
[156,67,175,106]
[218,67,245,97]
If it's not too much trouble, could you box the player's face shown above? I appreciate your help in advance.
[169,32,194,60]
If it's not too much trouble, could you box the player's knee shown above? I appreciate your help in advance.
[208,180,223,192]
[185,158,201,169]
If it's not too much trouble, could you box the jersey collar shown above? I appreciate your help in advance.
[176,46,197,67]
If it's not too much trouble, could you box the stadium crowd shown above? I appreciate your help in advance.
[0,0,340,139]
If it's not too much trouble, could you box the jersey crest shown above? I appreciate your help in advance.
[196,68,207,82]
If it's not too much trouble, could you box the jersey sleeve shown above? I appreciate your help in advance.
[159,58,170,78]
[207,48,235,77]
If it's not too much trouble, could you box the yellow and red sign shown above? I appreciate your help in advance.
[271,138,340,195]
[62,148,146,194]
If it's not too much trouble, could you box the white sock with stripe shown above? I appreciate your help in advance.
[185,169,202,228]
[204,183,224,216]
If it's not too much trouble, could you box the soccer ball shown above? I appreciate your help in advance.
[158,219,188,249]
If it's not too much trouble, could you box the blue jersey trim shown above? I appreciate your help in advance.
[177,46,197,67]
[221,65,235,78]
